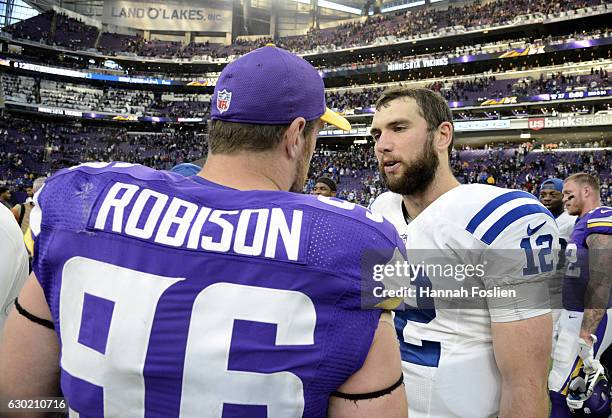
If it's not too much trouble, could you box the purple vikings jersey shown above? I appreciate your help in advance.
[31,162,405,418]
[563,206,612,311]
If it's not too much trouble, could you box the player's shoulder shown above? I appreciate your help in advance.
[439,184,556,246]
[584,206,612,222]
[583,206,612,237]
[0,204,24,252]
[33,162,180,234]
[424,184,538,222]
[557,211,578,223]
[288,193,402,247]
[43,161,168,187]
[369,191,402,213]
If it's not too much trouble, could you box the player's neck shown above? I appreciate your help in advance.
[401,168,460,219]
[580,200,601,217]
[551,207,564,218]
[198,153,286,191]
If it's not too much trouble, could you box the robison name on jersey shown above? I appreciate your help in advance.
[370,184,560,418]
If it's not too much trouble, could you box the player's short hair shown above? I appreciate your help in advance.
[315,176,337,192]
[0,186,9,195]
[564,172,600,193]
[375,87,454,159]
[208,119,319,154]
[32,177,46,193]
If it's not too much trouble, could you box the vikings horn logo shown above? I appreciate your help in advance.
[217,89,232,114]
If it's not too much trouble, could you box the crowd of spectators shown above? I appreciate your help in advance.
[0,116,207,196]
[317,30,610,71]
[326,68,610,112]
[451,145,611,205]
[3,0,608,60]
[1,114,609,208]
[1,74,211,118]
[53,13,98,50]
[4,67,607,120]
[304,142,611,206]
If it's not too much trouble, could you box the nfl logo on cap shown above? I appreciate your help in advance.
[217,89,232,114]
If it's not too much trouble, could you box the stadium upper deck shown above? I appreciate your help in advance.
[1,0,609,65]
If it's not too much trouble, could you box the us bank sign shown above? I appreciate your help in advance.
[103,0,232,32]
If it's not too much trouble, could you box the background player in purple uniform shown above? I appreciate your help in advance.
[0,46,407,418]
[549,172,612,417]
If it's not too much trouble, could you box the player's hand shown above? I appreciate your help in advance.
[584,359,606,399]
[578,334,599,372]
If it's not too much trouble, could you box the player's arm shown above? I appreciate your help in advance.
[11,205,20,223]
[578,233,612,365]
[484,211,558,418]
[328,312,407,418]
[0,273,60,407]
[492,313,552,418]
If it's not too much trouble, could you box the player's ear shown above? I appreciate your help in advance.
[435,121,453,155]
[283,117,306,160]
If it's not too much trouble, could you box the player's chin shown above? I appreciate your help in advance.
[382,173,406,192]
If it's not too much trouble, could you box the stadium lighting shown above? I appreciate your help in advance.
[382,0,425,13]
[291,0,362,15]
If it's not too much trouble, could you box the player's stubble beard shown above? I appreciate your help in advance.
[380,131,439,196]
[290,133,315,193]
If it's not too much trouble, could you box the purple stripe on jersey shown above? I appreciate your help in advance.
[78,293,115,355]
[61,369,104,416]
[223,404,267,418]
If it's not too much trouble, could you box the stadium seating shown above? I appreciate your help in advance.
[1,114,609,208]
[2,0,608,59]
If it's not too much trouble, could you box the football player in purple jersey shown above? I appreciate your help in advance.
[548,173,612,417]
[0,46,407,418]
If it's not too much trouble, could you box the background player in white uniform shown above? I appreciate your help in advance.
[0,204,28,342]
[539,178,577,244]
[539,178,578,340]
[370,87,556,418]
[548,173,612,417]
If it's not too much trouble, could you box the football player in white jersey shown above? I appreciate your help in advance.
[539,178,577,339]
[369,87,558,418]
[539,178,577,246]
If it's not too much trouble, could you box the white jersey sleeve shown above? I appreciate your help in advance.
[0,204,29,340]
[556,211,577,243]
[467,190,560,322]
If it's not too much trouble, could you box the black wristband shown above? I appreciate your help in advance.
[14,297,55,330]
[331,373,404,400]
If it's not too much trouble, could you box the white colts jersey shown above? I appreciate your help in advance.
[556,211,577,246]
[370,184,560,418]
[550,210,576,331]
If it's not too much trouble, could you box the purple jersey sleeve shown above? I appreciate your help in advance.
[584,206,612,238]
[563,207,612,311]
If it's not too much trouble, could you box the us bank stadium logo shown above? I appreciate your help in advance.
[216,89,232,114]
[528,118,546,131]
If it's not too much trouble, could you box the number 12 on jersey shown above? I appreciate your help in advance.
[394,272,441,368]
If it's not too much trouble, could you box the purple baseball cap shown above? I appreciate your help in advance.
[210,45,351,131]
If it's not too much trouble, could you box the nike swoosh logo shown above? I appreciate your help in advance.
[600,209,612,214]
[569,315,578,319]
[527,221,546,236]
